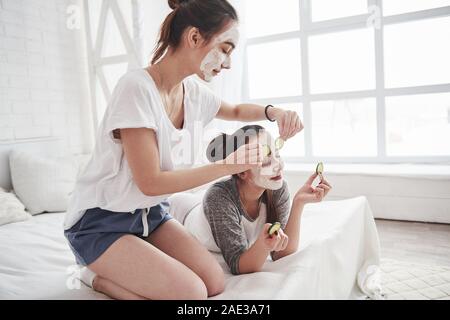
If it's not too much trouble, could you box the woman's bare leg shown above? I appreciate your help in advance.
[88,234,208,300]
[146,220,225,297]
[92,276,146,300]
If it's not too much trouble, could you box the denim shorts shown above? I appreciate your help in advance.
[64,201,173,266]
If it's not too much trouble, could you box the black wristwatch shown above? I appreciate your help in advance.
[265,105,276,122]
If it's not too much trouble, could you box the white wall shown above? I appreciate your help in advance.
[0,0,92,154]
[284,164,450,224]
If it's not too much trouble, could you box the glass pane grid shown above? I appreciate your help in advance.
[244,0,300,38]
[384,17,450,88]
[311,0,368,22]
[247,39,302,100]
[311,98,378,157]
[309,28,375,94]
[243,1,450,162]
[386,93,450,157]
[383,0,450,16]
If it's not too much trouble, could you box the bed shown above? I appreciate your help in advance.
[0,140,382,300]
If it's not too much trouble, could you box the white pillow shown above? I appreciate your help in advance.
[0,187,31,226]
[9,150,78,215]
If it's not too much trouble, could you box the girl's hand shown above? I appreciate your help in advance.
[258,223,289,252]
[272,109,304,141]
[293,173,332,205]
[220,142,263,173]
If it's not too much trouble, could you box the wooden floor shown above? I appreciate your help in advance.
[375,219,450,267]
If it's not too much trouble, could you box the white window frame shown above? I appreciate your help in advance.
[243,0,450,164]
[82,0,145,133]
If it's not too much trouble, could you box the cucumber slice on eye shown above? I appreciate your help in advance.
[268,222,281,236]
[262,145,271,157]
[316,162,324,175]
[275,137,285,150]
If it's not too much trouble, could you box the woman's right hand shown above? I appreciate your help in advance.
[220,142,263,173]
[257,223,289,253]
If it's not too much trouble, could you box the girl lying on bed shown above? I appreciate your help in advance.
[171,125,332,275]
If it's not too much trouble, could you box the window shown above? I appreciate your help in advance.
[243,0,450,163]
[311,99,377,157]
[309,28,375,94]
[383,0,450,16]
[244,0,300,38]
[384,17,450,88]
[311,0,368,21]
[386,93,450,156]
[85,0,140,130]
[247,39,302,99]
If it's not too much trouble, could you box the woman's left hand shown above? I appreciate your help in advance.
[293,172,332,205]
[275,109,304,141]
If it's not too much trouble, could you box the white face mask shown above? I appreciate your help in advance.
[200,25,239,82]
[249,134,284,190]
[250,158,284,190]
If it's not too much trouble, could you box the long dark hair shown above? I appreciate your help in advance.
[151,0,239,65]
[206,125,280,224]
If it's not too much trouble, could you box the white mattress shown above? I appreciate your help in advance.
[0,196,381,300]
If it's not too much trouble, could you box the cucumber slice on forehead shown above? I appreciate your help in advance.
[262,145,271,157]
[316,162,324,175]
[263,138,285,158]
[268,222,281,236]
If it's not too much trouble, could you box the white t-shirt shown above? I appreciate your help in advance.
[64,69,221,230]
[168,192,267,253]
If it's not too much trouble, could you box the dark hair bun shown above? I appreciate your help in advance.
[168,0,189,10]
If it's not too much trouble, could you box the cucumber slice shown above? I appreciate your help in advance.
[316,162,324,175]
[268,222,281,236]
[275,137,285,150]
[262,145,271,157]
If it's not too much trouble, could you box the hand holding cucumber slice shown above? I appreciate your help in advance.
[316,162,324,182]
[268,222,281,236]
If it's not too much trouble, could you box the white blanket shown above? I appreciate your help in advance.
[0,196,381,300]
[0,212,106,300]
[213,196,382,299]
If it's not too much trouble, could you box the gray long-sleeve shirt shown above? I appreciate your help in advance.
[202,176,291,275]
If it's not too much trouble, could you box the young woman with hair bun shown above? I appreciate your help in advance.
[64,0,303,299]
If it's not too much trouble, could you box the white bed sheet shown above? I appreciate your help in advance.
[0,196,381,300]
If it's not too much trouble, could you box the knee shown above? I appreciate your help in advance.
[92,276,110,296]
[177,276,208,300]
[207,274,225,297]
